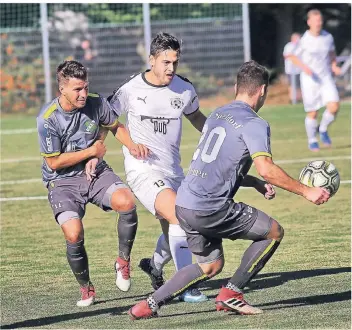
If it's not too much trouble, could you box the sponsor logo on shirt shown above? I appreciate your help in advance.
[140,115,178,134]
[84,120,97,133]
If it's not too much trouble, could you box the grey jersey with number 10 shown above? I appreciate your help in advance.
[176,101,272,212]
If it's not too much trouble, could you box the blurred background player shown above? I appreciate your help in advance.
[287,9,341,151]
[128,60,331,319]
[36,60,146,307]
[283,33,302,103]
[108,32,208,303]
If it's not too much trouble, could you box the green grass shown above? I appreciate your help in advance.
[0,103,351,329]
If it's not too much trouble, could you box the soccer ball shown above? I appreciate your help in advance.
[299,160,340,196]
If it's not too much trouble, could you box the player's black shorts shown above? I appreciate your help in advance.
[47,164,127,225]
[175,200,273,264]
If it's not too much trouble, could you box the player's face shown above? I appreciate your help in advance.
[308,14,323,33]
[150,50,180,85]
[60,78,89,110]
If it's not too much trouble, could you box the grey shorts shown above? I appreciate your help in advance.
[175,200,273,264]
[47,165,127,225]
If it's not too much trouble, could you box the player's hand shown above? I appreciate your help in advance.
[92,140,106,158]
[85,157,99,181]
[304,187,330,205]
[255,180,276,200]
[128,143,149,159]
[332,64,341,76]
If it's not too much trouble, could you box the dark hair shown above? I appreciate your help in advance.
[236,61,269,97]
[56,60,87,85]
[150,32,181,57]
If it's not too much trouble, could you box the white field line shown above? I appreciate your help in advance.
[0,155,350,187]
[0,180,350,202]
[0,128,37,135]
[1,139,351,164]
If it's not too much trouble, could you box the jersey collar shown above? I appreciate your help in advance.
[142,70,169,88]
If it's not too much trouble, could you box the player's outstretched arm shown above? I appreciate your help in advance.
[287,55,313,76]
[253,156,330,205]
[241,175,276,200]
[185,109,207,132]
[111,122,149,159]
[45,141,106,171]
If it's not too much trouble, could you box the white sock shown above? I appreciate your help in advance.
[168,224,192,271]
[151,234,172,272]
[319,110,335,133]
[305,117,318,143]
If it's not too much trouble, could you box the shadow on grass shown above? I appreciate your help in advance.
[199,266,351,293]
[2,267,350,328]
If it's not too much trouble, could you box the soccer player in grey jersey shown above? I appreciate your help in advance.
[129,61,331,319]
[37,61,148,307]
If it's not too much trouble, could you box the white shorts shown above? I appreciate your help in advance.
[300,73,339,112]
[126,168,184,216]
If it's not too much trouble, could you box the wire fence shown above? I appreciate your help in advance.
[0,3,247,114]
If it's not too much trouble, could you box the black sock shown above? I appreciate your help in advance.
[229,239,280,289]
[152,263,208,306]
[117,207,138,260]
[66,240,90,286]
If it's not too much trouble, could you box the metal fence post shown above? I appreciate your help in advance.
[40,3,52,103]
[143,3,151,70]
[242,3,251,62]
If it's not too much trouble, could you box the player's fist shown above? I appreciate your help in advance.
[264,183,276,200]
[129,142,149,159]
[304,187,330,205]
[92,140,106,158]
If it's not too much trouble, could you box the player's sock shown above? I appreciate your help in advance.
[229,239,280,289]
[151,233,172,272]
[319,109,335,133]
[117,206,138,261]
[168,224,192,271]
[305,117,318,143]
[66,240,90,286]
[151,263,208,306]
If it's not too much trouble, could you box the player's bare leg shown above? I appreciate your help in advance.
[305,110,320,151]
[61,218,96,307]
[111,188,138,292]
[319,101,339,147]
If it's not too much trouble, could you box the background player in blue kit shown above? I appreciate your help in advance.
[37,60,148,307]
[128,60,331,319]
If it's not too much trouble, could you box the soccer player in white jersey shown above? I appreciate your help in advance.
[108,32,208,302]
[287,9,341,151]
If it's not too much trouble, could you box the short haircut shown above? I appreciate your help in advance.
[307,9,322,19]
[236,61,269,97]
[150,32,181,57]
[56,60,87,86]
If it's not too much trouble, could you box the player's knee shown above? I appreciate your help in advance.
[267,219,284,242]
[307,111,318,119]
[327,102,339,114]
[199,258,224,278]
[111,189,135,212]
[64,229,84,243]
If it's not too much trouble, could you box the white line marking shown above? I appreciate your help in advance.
[0,128,37,135]
[1,180,350,202]
[1,155,350,186]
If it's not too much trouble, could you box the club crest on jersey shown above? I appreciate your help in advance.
[170,97,184,110]
[84,120,97,133]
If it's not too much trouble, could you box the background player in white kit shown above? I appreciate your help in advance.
[108,32,208,302]
[287,9,341,151]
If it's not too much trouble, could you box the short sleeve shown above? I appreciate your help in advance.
[99,96,119,128]
[183,84,199,115]
[36,117,61,157]
[283,43,292,56]
[242,118,272,159]
[108,86,129,117]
